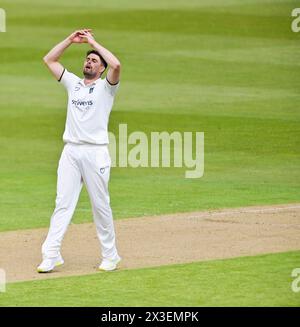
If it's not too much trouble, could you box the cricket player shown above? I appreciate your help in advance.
[37,29,121,272]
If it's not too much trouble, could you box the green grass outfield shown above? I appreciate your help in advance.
[1,252,300,307]
[0,0,299,306]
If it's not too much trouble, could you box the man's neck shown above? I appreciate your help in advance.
[83,75,101,86]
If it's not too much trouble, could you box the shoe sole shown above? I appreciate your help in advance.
[37,260,64,273]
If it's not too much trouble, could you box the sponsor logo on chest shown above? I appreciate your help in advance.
[71,84,96,112]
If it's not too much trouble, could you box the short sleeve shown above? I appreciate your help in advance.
[104,77,120,97]
[59,69,80,91]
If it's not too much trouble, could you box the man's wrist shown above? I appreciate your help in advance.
[89,38,98,48]
[64,37,73,46]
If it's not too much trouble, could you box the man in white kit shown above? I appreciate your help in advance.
[37,29,121,273]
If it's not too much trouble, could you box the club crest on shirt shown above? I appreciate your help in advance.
[100,166,109,174]
[89,87,94,94]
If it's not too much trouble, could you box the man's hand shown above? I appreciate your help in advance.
[68,29,93,44]
[78,30,96,45]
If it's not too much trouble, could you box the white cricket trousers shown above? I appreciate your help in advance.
[42,143,119,261]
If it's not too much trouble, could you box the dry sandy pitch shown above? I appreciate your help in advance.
[1,203,299,283]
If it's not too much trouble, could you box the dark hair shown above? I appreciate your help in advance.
[86,50,108,70]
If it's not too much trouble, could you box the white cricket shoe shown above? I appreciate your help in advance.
[37,255,64,273]
[98,255,121,271]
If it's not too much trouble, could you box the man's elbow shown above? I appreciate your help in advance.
[43,55,49,64]
[43,55,53,65]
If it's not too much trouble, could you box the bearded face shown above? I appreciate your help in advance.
[83,53,105,79]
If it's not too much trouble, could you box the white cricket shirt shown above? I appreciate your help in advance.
[59,69,119,145]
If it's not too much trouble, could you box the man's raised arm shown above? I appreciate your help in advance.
[81,31,121,85]
[43,29,92,80]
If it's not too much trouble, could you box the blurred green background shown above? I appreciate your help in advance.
[0,0,299,231]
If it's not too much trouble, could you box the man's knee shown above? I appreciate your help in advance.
[54,195,75,211]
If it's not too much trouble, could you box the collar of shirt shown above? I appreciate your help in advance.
[78,77,102,88]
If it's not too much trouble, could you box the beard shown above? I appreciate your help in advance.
[83,68,98,79]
